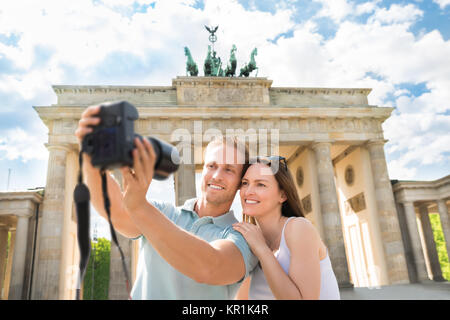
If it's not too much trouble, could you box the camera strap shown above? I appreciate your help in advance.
[99,170,132,299]
[73,151,91,300]
[74,150,132,300]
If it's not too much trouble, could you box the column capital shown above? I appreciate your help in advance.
[436,199,450,217]
[365,139,389,148]
[15,212,34,219]
[310,140,334,150]
[402,200,415,207]
[45,143,77,153]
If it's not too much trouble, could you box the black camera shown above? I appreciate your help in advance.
[82,100,180,180]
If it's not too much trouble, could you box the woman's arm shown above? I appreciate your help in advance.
[283,218,322,300]
[234,276,251,300]
[233,218,322,300]
[256,246,304,299]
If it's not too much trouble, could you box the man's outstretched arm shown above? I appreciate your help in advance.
[129,200,246,285]
[121,137,247,285]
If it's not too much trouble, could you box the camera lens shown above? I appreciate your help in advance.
[147,136,180,181]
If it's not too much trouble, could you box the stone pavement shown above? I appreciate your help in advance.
[340,281,450,300]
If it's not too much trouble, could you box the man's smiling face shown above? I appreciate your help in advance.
[201,143,244,207]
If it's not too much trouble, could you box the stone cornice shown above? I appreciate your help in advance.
[52,82,372,97]
[0,190,44,204]
[34,105,394,121]
[270,87,372,96]
[392,175,450,192]
[52,85,175,94]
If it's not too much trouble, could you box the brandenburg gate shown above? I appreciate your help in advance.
[1,76,449,299]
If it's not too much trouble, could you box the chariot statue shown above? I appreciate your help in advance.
[184,24,259,78]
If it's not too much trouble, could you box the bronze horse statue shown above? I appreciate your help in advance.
[184,46,198,76]
[224,44,237,77]
[239,48,258,77]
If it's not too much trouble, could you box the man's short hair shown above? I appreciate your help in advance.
[205,136,250,178]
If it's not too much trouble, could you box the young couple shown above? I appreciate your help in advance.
[76,105,340,300]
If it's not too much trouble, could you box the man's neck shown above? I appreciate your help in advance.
[194,197,232,218]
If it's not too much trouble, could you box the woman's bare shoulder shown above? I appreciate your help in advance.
[285,217,326,258]
[285,217,319,242]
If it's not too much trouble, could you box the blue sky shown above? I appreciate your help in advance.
[0,0,449,238]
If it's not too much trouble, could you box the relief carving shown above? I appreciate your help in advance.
[181,85,265,105]
[345,119,355,131]
[345,192,366,214]
[301,194,312,214]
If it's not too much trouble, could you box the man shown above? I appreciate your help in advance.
[75,105,258,299]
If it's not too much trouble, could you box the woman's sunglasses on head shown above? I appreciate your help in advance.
[250,156,288,172]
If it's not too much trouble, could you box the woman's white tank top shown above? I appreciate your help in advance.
[248,217,341,300]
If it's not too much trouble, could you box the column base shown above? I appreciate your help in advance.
[338,281,354,289]
[431,275,447,282]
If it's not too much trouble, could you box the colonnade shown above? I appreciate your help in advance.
[0,191,43,300]
[397,198,450,282]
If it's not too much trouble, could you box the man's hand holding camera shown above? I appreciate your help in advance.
[75,105,101,149]
[75,103,157,217]
[121,137,155,215]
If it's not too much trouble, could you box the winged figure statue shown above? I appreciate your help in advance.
[205,25,219,35]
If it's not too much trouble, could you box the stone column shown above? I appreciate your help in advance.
[174,144,196,206]
[418,205,444,281]
[32,144,69,300]
[307,149,325,240]
[402,201,429,282]
[360,146,389,286]
[108,169,133,300]
[108,235,132,300]
[436,199,450,260]
[311,142,352,287]
[366,140,409,284]
[8,215,31,299]
[0,227,8,294]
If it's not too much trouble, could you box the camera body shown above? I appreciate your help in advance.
[82,100,180,180]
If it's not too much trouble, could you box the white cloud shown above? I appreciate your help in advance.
[433,0,450,9]
[0,127,48,162]
[355,0,381,15]
[369,3,423,24]
[386,158,417,180]
[314,0,355,23]
[383,112,450,179]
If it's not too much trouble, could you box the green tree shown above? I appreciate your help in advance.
[429,214,450,281]
[83,237,111,300]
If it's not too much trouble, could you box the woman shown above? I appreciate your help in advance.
[233,156,340,300]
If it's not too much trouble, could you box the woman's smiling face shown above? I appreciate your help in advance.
[240,163,286,218]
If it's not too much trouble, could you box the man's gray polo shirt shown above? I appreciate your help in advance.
[130,198,258,300]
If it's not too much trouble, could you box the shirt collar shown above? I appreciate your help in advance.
[181,198,238,227]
